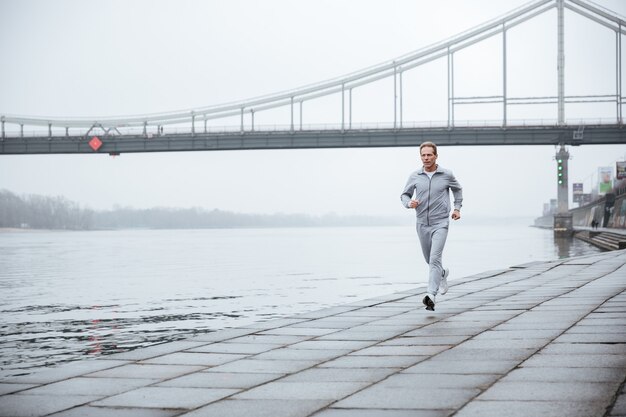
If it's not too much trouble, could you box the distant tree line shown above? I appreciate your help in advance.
[0,189,403,230]
[0,189,94,230]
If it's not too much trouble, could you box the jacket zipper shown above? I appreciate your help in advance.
[426,175,432,225]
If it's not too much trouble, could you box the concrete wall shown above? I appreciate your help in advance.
[570,193,626,229]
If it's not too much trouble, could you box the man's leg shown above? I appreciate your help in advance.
[427,225,449,296]
[417,223,438,311]
[415,223,432,265]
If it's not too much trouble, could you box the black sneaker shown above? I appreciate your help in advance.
[422,294,435,311]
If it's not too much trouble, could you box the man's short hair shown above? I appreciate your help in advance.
[420,141,438,155]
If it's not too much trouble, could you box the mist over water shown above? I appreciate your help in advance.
[0,218,600,376]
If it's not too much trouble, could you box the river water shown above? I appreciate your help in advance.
[0,217,600,375]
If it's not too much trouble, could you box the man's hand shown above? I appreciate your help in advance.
[409,199,420,208]
[451,209,461,220]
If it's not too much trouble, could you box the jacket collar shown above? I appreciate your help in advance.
[419,164,442,175]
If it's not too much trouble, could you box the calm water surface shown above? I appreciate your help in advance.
[0,217,600,375]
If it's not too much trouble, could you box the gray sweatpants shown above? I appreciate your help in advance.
[416,222,449,296]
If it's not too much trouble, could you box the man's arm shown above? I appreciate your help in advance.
[400,175,417,208]
[449,171,463,220]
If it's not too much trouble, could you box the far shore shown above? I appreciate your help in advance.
[0,228,65,233]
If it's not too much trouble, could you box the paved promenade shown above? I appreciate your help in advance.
[1,250,625,417]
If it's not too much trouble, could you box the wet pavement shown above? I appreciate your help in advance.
[0,249,625,417]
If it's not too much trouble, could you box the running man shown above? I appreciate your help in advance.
[401,142,463,311]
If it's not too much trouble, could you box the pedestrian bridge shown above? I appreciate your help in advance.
[0,124,622,155]
[1,0,625,155]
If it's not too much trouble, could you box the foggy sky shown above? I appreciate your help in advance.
[1,0,625,219]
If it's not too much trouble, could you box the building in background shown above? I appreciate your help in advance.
[573,183,584,205]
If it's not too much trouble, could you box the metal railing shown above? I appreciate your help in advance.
[1,117,624,140]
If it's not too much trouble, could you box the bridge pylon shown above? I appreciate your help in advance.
[554,144,573,237]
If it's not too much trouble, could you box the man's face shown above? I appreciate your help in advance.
[420,146,437,170]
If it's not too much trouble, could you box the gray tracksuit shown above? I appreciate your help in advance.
[400,166,463,225]
[400,165,463,296]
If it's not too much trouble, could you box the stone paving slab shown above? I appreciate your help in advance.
[2,359,131,385]
[49,407,179,417]
[101,341,208,362]
[318,354,427,369]
[0,383,36,396]
[0,249,625,417]
[453,400,610,417]
[140,352,248,366]
[0,394,101,417]
[186,342,279,355]
[17,377,157,397]
[91,386,238,409]
[279,367,398,383]
[179,399,333,417]
[312,411,450,417]
[477,380,620,402]
[333,385,481,409]
[86,364,205,380]
[156,372,280,389]
[206,359,318,374]
[231,381,370,401]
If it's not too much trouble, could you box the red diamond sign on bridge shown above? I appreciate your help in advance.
[89,136,102,151]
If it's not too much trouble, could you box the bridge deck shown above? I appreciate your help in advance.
[1,125,624,154]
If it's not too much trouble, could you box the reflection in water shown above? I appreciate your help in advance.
[553,236,603,259]
[0,304,249,372]
[0,293,284,376]
[0,223,602,376]
[554,237,575,259]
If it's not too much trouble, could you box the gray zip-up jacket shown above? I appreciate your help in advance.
[400,165,463,225]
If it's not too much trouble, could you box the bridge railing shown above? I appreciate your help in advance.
[1,117,622,139]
